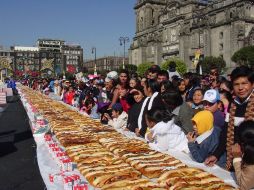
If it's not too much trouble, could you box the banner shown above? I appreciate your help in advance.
[193,49,201,68]
[66,65,76,74]
[40,58,54,71]
[0,57,13,70]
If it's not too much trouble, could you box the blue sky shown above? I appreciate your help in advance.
[0,0,136,59]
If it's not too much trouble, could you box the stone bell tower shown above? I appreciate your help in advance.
[129,0,166,65]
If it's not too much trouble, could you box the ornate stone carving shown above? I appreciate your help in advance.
[231,8,238,19]
[180,22,190,36]
[237,6,245,19]
[138,35,148,46]
[202,15,210,27]
[154,31,162,42]
[208,15,216,25]
[237,25,245,39]
[147,33,153,42]
[170,28,177,42]
[168,9,177,18]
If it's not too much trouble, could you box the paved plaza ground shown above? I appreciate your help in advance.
[0,96,45,190]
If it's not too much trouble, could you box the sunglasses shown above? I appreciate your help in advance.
[203,101,216,107]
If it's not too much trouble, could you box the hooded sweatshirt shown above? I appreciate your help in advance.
[146,119,189,152]
[188,110,226,167]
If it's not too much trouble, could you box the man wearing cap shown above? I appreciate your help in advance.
[203,89,225,128]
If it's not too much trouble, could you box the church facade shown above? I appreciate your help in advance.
[129,0,254,71]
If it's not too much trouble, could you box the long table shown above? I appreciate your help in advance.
[19,88,238,189]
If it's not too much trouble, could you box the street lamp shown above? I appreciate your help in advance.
[91,47,97,75]
[119,37,129,69]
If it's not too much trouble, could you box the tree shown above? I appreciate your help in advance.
[125,64,137,74]
[232,46,254,68]
[161,57,187,75]
[137,62,153,77]
[65,72,76,80]
[199,56,226,74]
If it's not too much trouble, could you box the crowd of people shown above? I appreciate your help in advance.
[18,62,253,190]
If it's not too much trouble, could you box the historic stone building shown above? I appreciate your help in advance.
[37,39,65,75]
[1,39,84,77]
[12,46,40,76]
[84,56,128,73]
[129,0,254,71]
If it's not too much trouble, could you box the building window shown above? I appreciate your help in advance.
[219,43,223,51]
[219,32,223,39]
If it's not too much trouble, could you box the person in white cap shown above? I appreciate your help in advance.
[202,89,225,128]
[106,71,118,80]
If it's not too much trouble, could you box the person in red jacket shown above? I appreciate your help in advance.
[64,86,75,105]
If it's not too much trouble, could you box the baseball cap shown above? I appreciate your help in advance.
[203,89,220,103]
[106,71,118,80]
[112,103,123,112]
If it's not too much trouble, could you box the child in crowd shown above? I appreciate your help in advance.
[129,78,140,89]
[219,89,232,115]
[217,100,225,115]
[188,88,204,111]
[145,108,189,152]
[187,110,226,167]
[104,103,128,130]
[81,97,100,119]
[231,120,254,190]
[64,86,75,105]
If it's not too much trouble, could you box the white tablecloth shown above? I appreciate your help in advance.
[19,88,238,189]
